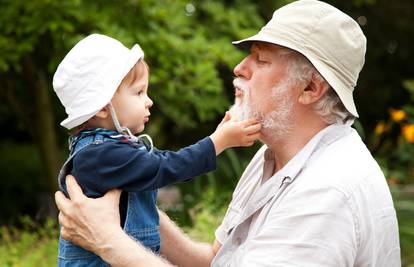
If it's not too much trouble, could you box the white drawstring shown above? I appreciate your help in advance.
[108,102,125,134]
[108,102,153,152]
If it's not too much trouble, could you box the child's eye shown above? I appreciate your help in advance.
[137,90,143,96]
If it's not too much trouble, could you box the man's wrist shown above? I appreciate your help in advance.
[99,228,172,267]
[96,226,132,265]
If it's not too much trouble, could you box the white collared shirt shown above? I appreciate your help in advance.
[212,123,400,267]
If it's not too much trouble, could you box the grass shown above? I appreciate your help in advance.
[0,218,58,267]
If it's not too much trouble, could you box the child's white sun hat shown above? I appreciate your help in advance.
[53,33,144,129]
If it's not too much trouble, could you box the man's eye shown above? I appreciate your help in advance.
[256,56,267,64]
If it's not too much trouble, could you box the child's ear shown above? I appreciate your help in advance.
[94,105,110,119]
[298,73,330,105]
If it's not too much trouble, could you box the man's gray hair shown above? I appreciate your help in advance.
[283,49,355,124]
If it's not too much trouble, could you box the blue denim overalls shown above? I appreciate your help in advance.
[57,129,160,267]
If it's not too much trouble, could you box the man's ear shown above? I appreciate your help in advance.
[298,73,330,105]
[94,105,110,119]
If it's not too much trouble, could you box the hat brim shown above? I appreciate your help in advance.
[232,34,359,118]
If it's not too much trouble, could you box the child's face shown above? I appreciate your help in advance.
[111,61,153,134]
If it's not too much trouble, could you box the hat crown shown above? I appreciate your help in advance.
[266,0,366,87]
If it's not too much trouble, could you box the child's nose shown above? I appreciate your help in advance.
[146,97,153,108]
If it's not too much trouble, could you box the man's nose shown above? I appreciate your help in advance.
[233,56,252,80]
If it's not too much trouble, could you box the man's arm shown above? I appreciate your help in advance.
[158,210,221,267]
[95,227,172,267]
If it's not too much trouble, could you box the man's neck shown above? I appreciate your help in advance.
[261,119,329,173]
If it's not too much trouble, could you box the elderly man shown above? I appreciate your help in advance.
[55,0,400,266]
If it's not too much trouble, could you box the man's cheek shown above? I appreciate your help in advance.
[249,101,265,119]
[248,99,259,113]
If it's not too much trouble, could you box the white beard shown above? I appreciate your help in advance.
[228,78,256,121]
[229,78,294,141]
[261,82,294,140]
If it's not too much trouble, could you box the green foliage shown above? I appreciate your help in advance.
[392,186,414,266]
[184,187,228,243]
[0,143,47,225]
[0,0,83,72]
[0,217,58,267]
[0,0,263,130]
[352,0,377,7]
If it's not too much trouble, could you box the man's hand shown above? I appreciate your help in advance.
[210,112,261,155]
[55,175,122,255]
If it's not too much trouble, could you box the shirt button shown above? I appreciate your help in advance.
[234,237,242,245]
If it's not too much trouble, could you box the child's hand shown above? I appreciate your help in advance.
[210,112,262,155]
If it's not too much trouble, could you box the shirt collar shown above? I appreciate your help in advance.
[264,122,354,182]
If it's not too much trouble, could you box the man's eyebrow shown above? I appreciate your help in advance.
[250,45,261,53]
[251,44,273,54]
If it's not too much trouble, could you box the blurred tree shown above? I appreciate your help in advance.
[0,0,68,192]
[0,0,263,221]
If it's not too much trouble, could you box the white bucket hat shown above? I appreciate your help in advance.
[232,0,366,117]
[53,33,144,129]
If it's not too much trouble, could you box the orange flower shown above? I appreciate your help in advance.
[390,109,407,122]
[402,124,414,143]
[387,177,399,185]
[374,121,386,135]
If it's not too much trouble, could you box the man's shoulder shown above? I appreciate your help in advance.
[317,129,378,168]
[302,129,386,194]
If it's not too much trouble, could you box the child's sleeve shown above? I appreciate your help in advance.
[71,137,216,196]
